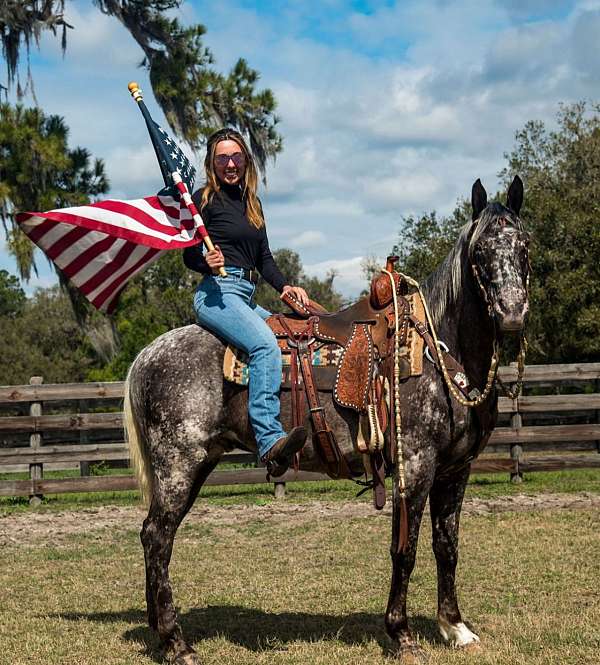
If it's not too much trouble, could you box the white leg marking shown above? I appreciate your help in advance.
[438,617,480,647]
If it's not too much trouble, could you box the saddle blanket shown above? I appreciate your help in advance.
[223,341,343,387]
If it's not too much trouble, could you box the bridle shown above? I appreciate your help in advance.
[469,220,530,401]
[399,215,530,409]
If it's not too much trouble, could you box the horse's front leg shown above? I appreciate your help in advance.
[385,479,430,661]
[429,465,480,648]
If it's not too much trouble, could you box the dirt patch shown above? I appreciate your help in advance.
[1,492,599,548]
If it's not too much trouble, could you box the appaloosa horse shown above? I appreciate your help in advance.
[124,176,529,662]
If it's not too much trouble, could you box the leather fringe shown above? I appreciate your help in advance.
[397,495,409,554]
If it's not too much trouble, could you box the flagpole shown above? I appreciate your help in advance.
[128,81,226,277]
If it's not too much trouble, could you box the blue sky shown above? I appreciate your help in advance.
[2,0,598,297]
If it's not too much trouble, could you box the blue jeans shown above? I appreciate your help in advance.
[193,266,285,457]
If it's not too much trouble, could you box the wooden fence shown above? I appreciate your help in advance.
[1,362,599,503]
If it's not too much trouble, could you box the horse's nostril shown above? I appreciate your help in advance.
[499,312,525,331]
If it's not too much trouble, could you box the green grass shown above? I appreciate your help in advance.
[1,504,598,664]
[1,467,600,516]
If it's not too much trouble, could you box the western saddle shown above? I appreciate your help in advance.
[263,256,421,508]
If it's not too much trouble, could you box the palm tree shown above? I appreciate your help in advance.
[0,1,282,176]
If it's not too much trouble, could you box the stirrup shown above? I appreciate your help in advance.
[265,459,288,480]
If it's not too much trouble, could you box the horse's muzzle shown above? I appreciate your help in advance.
[495,301,529,332]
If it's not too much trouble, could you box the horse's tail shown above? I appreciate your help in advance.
[124,363,153,507]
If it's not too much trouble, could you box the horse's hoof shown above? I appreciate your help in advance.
[438,618,481,648]
[167,652,200,665]
[164,639,200,665]
[391,643,429,663]
[459,641,482,653]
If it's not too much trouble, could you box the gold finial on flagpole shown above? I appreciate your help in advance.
[128,81,143,103]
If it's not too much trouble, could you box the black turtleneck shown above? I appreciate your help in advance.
[182,184,287,293]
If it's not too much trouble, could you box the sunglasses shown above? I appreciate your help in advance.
[214,151,246,168]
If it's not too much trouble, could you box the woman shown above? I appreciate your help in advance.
[183,128,308,475]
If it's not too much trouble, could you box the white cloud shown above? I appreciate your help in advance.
[304,256,368,299]
[104,145,173,199]
[7,0,600,298]
[38,4,141,70]
[289,230,327,248]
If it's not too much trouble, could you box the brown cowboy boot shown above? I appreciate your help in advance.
[261,426,307,477]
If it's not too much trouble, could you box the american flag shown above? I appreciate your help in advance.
[16,103,207,314]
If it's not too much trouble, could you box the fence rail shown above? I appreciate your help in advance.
[1,362,599,502]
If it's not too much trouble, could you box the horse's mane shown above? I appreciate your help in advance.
[422,202,524,326]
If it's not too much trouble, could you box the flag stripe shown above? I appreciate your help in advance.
[45,225,91,260]
[91,247,161,311]
[68,237,129,287]
[102,248,163,314]
[91,199,183,237]
[34,219,78,251]
[146,196,181,221]
[79,241,139,298]
[24,218,61,244]
[52,228,113,272]
[19,207,202,249]
[61,233,119,279]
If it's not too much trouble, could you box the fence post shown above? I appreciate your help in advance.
[595,379,600,455]
[274,481,286,499]
[510,413,523,483]
[29,376,44,506]
[79,399,90,476]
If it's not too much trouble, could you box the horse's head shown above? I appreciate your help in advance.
[469,176,530,333]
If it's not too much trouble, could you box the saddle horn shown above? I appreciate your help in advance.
[385,255,399,272]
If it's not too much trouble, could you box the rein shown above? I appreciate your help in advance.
[470,258,529,402]
[381,268,409,552]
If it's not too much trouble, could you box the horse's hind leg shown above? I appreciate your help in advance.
[429,466,480,648]
[141,458,218,664]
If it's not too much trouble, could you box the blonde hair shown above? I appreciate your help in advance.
[201,129,264,229]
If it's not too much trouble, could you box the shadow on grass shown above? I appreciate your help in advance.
[51,605,443,661]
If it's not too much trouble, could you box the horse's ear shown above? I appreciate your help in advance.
[506,175,524,215]
[471,179,487,221]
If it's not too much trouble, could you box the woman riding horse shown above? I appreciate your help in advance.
[125,175,530,663]
[183,128,308,474]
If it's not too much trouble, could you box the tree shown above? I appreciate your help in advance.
[501,102,600,362]
[0,285,98,384]
[360,205,469,298]
[392,205,469,284]
[0,268,26,317]
[0,1,282,175]
[0,103,109,280]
